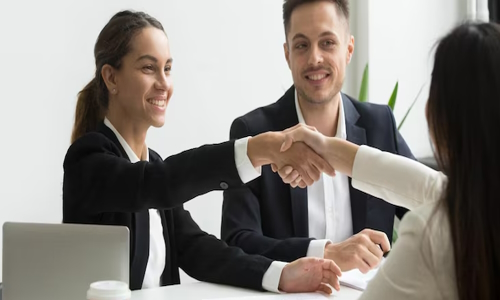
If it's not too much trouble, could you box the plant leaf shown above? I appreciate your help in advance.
[388,82,399,111]
[398,83,425,130]
[358,63,369,102]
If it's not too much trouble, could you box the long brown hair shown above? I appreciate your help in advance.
[427,22,500,299]
[70,10,164,143]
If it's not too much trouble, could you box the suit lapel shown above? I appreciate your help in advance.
[98,122,150,289]
[277,87,310,237]
[342,96,369,234]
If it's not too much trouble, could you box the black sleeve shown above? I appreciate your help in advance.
[386,106,416,219]
[221,118,313,262]
[174,206,272,291]
[63,132,243,215]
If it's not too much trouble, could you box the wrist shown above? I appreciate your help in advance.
[324,242,337,260]
[248,132,282,168]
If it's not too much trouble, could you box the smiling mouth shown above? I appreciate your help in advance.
[305,74,330,81]
[147,99,166,108]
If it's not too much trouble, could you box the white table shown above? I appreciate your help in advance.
[131,282,362,300]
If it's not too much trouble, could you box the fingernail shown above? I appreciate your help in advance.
[284,168,292,175]
[280,141,286,152]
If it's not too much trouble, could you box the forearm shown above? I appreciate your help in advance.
[324,138,359,177]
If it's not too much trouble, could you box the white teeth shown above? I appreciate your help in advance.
[308,74,327,81]
[148,99,166,107]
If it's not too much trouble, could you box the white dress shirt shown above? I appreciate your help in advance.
[352,146,454,300]
[293,91,353,257]
[103,118,285,292]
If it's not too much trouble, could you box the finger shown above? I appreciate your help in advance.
[280,135,294,152]
[323,259,342,277]
[310,154,336,177]
[317,283,333,295]
[365,230,391,253]
[282,169,300,184]
[297,180,307,189]
[365,239,384,261]
[278,166,294,182]
[271,163,278,172]
[283,123,303,133]
[305,124,319,132]
[356,248,378,273]
[323,272,340,292]
[293,176,302,187]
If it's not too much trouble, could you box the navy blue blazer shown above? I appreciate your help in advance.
[62,123,273,291]
[221,86,415,262]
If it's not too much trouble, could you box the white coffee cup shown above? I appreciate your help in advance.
[87,280,131,300]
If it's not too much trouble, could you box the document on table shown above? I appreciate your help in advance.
[339,258,385,291]
[203,293,329,300]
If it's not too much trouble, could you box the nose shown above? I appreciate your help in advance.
[307,44,324,66]
[154,72,170,91]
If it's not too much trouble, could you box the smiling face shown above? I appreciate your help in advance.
[284,1,354,105]
[104,26,174,129]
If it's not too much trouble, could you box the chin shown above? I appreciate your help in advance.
[150,119,166,128]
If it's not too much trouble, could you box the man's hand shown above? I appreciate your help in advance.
[324,229,391,274]
[248,132,335,188]
[279,257,341,294]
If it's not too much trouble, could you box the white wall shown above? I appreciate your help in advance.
[364,0,467,157]
[0,0,467,283]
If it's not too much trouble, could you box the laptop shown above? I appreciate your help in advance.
[2,222,129,300]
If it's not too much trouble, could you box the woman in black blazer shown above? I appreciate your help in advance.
[62,10,340,294]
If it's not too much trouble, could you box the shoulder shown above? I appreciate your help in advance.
[63,132,121,168]
[343,94,394,123]
[232,100,284,134]
[148,148,163,161]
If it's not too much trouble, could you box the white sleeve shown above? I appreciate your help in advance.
[351,145,446,210]
[234,137,262,183]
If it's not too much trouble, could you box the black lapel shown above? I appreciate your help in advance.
[277,86,310,237]
[97,122,150,289]
[342,96,369,234]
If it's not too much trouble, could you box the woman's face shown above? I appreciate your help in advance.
[108,27,173,128]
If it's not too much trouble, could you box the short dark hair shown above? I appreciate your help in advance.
[282,0,350,38]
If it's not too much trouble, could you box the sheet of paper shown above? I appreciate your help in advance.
[339,258,384,291]
[203,292,329,300]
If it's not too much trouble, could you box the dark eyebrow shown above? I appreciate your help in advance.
[292,31,339,42]
[136,55,173,64]
[292,33,308,42]
[319,31,339,39]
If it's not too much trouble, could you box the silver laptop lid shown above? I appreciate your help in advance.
[2,222,129,300]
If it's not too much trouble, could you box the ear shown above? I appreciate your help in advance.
[284,42,291,69]
[101,64,118,94]
[346,35,355,64]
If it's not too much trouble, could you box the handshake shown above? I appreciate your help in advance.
[247,123,357,188]
[247,124,390,293]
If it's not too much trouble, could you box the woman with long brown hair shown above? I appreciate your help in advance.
[63,10,341,293]
[279,21,500,299]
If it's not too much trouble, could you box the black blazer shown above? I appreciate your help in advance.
[62,123,273,291]
[221,86,415,262]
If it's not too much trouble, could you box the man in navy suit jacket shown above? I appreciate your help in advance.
[221,0,415,274]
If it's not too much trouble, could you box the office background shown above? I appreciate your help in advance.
[0,0,472,282]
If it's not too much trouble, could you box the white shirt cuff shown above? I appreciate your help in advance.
[234,137,262,184]
[262,261,287,293]
[306,239,331,258]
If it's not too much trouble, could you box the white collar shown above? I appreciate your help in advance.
[103,117,149,162]
[294,89,347,139]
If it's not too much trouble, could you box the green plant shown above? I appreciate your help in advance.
[358,63,424,130]
[357,63,424,244]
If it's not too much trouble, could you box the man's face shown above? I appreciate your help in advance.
[284,1,354,105]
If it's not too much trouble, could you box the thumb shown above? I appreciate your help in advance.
[280,134,294,152]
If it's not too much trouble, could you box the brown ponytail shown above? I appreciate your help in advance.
[69,10,165,144]
[70,78,103,143]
